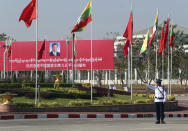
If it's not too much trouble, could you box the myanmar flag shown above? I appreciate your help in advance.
[71,0,92,33]
[170,24,174,54]
[148,10,158,45]
[139,30,150,56]
[8,38,13,57]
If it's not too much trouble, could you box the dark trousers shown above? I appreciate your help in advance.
[155,102,165,121]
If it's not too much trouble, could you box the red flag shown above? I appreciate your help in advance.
[19,0,37,28]
[123,10,133,44]
[123,10,133,58]
[123,40,130,59]
[163,17,170,49]
[148,32,156,45]
[38,40,45,60]
[158,27,164,55]
[158,17,169,55]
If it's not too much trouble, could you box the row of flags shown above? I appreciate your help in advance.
[14,0,92,60]
[139,14,174,57]
[5,0,175,60]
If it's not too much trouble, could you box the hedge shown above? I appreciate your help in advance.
[0,83,82,88]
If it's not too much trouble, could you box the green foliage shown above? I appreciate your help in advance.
[134,99,147,104]
[167,96,176,101]
[62,74,66,83]
[22,80,26,89]
[38,102,63,108]
[0,33,9,41]
[68,100,91,107]
[82,83,91,88]
[54,81,60,89]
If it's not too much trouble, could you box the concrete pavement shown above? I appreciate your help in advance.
[0,118,188,131]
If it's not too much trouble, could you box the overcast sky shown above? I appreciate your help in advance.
[0,0,187,41]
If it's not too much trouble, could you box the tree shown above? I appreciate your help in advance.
[0,33,9,41]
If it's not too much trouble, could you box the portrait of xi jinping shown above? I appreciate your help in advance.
[50,42,60,56]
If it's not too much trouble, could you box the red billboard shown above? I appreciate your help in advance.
[0,40,114,71]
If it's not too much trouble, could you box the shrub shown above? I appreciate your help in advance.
[137,94,146,97]
[38,102,64,107]
[82,83,91,88]
[99,100,113,105]
[167,96,176,101]
[134,100,146,104]
[145,99,153,103]
[112,100,130,104]
[68,100,91,107]
[149,94,155,101]
[16,102,34,107]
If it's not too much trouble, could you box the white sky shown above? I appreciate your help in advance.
[0,0,187,41]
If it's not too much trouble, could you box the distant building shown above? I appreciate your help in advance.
[114,25,188,54]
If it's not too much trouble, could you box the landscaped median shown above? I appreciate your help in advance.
[0,82,178,112]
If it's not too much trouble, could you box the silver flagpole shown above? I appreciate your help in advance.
[128,46,130,97]
[155,8,159,80]
[131,43,133,101]
[170,44,172,96]
[170,20,173,96]
[45,38,47,80]
[155,39,158,79]
[72,33,75,84]
[11,40,13,78]
[3,49,6,79]
[35,0,38,107]
[167,17,170,96]
[74,35,77,81]
[3,41,7,79]
[130,1,133,101]
[162,51,164,83]
[90,20,93,104]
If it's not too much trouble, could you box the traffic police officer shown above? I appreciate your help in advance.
[146,79,167,124]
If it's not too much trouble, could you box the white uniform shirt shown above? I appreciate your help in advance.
[146,84,167,102]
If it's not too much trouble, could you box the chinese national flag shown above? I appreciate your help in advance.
[38,40,45,60]
[158,27,164,55]
[123,10,133,59]
[19,0,37,28]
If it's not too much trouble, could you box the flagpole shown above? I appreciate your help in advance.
[3,50,6,79]
[155,38,158,79]
[147,38,150,97]
[90,20,93,104]
[72,33,75,84]
[155,8,159,80]
[35,0,38,107]
[167,16,170,96]
[170,20,173,96]
[6,41,9,79]
[170,43,172,96]
[74,35,77,81]
[11,40,13,78]
[66,38,69,83]
[130,1,133,101]
[128,46,130,93]
[45,39,47,80]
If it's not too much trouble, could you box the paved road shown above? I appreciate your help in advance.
[176,96,188,104]
[0,118,188,131]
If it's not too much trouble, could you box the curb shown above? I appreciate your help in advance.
[172,94,188,97]
[1,113,188,120]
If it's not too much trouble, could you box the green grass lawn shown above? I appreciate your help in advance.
[0,86,175,108]
[12,94,151,108]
